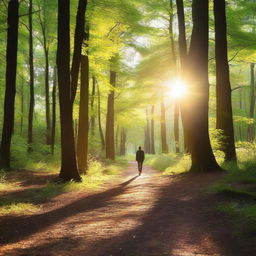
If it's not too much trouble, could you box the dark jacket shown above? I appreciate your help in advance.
[136,150,145,162]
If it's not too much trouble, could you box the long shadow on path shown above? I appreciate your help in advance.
[0,175,138,245]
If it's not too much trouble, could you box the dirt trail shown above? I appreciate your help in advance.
[0,162,254,256]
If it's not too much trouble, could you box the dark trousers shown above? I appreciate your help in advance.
[137,161,143,172]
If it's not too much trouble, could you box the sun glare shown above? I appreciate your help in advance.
[170,78,187,99]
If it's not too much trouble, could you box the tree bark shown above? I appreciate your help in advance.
[20,80,24,135]
[0,0,19,169]
[96,79,105,151]
[145,108,151,153]
[174,100,180,153]
[105,71,116,160]
[248,63,255,141]
[70,0,88,103]
[161,101,169,153]
[176,0,189,153]
[57,0,81,181]
[150,105,155,154]
[51,67,57,155]
[27,0,35,153]
[186,0,220,172]
[214,0,237,161]
[77,52,89,173]
[119,127,126,156]
[90,76,96,136]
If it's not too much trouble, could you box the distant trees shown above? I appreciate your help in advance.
[160,101,169,153]
[0,0,19,169]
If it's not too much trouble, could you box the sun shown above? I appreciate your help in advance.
[170,78,187,99]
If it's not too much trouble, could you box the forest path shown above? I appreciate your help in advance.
[0,162,252,256]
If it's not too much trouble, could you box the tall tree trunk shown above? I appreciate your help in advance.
[0,0,19,169]
[96,79,105,151]
[174,101,180,153]
[70,0,88,103]
[150,105,155,154]
[161,101,169,153]
[170,0,180,153]
[77,53,89,173]
[105,71,116,160]
[39,12,51,145]
[51,67,57,155]
[176,0,189,153]
[214,0,237,161]
[145,108,151,153]
[116,124,119,154]
[90,76,96,136]
[57,0,81,181]
[20,80,24,135]
[119,127,126,156]
[248,63,255,141]
[186,0,220,172]
[28,0,35,153]
[45,48,51,144]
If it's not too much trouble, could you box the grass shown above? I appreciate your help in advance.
[210,149,256,235]
[0,157,128,216]
[145,153,190,175]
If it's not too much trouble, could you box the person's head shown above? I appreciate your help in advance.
[138,146,141,150]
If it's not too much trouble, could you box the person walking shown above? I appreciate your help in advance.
[136,146,145,175]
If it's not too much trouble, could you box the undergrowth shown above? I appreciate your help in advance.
[0,157,127,216]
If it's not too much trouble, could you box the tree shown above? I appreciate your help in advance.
[160,101,168,153]
[186,0,220,172]
[27,0,35,153]
[56,0,81,181]
[51,66,57,155]
[96,79,105,151]
[90,76,96,136]
[105,70,116,160]
[70,0,88,103]
[214,0,237,162]
[248,63,255,141]
[150,105,155,154]
[77,32,89,173]
[0,0,19,169]
[176,0,189,153]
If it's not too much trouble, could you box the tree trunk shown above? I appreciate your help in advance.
[146,108,151,153]
[174,100,180,153]
[57,0,81,181]
[70,0,88,103]
[20,80,24,135]
[77,53,89,173]
[116,124,119,154]
[0,0,19,169]
[119,127,126,156]
[96,79,105,151]
[51,67,57,155]
[150,105,155,154]
[214,0,237,161]
[186,0,220,172]
[45,48,51,145]
[161,101,169,153]
[90,76,96,136]
[105,71,116,160]
[28,0,35,153]
[176,0,189,153]
[248,63,255,141]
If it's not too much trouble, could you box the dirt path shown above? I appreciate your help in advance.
[0,162,254,256]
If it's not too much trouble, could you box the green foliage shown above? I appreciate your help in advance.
[145,153,190,175]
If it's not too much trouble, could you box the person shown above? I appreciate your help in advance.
[136,146,145,175]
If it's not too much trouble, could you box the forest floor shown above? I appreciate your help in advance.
[0,162,255,256]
